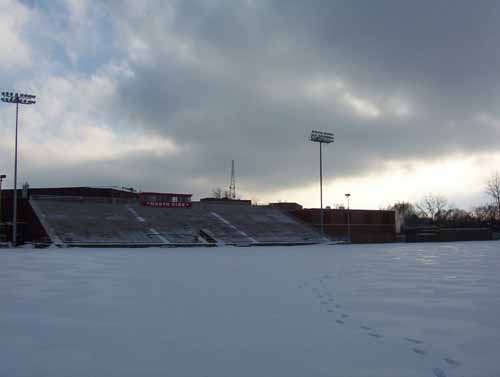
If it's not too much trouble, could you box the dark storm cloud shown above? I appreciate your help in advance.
[85,1,500,194]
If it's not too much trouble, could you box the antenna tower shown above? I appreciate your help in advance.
[229,160,236,199]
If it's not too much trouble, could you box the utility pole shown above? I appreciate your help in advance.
[1,92,36,246]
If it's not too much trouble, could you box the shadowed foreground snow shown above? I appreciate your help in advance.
[1,242,499,377]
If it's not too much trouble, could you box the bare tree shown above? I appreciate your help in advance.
[486,172,500,221]
[212,187,223,199]
[389,201,416,218]
[473,204,497,222]
[389,201,416,232]
[416,194,449,221]
[442,208,470,222]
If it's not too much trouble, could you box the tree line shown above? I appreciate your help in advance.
[390,172,500,230]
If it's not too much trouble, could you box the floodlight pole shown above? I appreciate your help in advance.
[0,175,5,227]
[310,130,334,240]
[319,141,324,237]
[345,193,351,243]
[1,92,36,246]
[13,100,19,246]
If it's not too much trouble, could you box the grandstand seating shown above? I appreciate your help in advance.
[30,196,323,247]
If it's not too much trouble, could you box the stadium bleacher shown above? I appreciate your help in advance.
[30,196,324,247]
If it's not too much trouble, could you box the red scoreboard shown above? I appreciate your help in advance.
[139,192,192,208]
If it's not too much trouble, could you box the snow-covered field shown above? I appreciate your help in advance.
[1,242,499,377]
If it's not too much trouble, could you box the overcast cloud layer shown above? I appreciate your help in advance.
[1,0,500,208]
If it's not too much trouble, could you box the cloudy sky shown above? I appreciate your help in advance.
[1,0,500,209]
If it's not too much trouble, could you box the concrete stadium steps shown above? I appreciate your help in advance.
[31,197,167,246]
[30,197,323,247]
[127,203,250,245]
[195,204,322,244]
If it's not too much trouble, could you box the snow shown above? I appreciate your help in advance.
[1,241,499,377]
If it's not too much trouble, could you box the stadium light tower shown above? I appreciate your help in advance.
[310,130,334,238]
[1,92,36,246]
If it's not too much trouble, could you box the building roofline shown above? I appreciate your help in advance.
[140,192,192,197]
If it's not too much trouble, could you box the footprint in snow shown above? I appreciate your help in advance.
[443,357,460,367]
[412,348,427,356]
[404,337,424,344]
[433,367,447,377]
[304,282,457,377]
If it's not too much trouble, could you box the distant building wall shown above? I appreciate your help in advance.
[1,190,49,243]
[23,187,139,199]
[291,208,396,243]
[199,198,252,205]
[269,202,303,211]
[1,187,140,243]
[405,227,492,242]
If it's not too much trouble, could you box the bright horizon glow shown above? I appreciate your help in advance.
[256,153,500,210]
